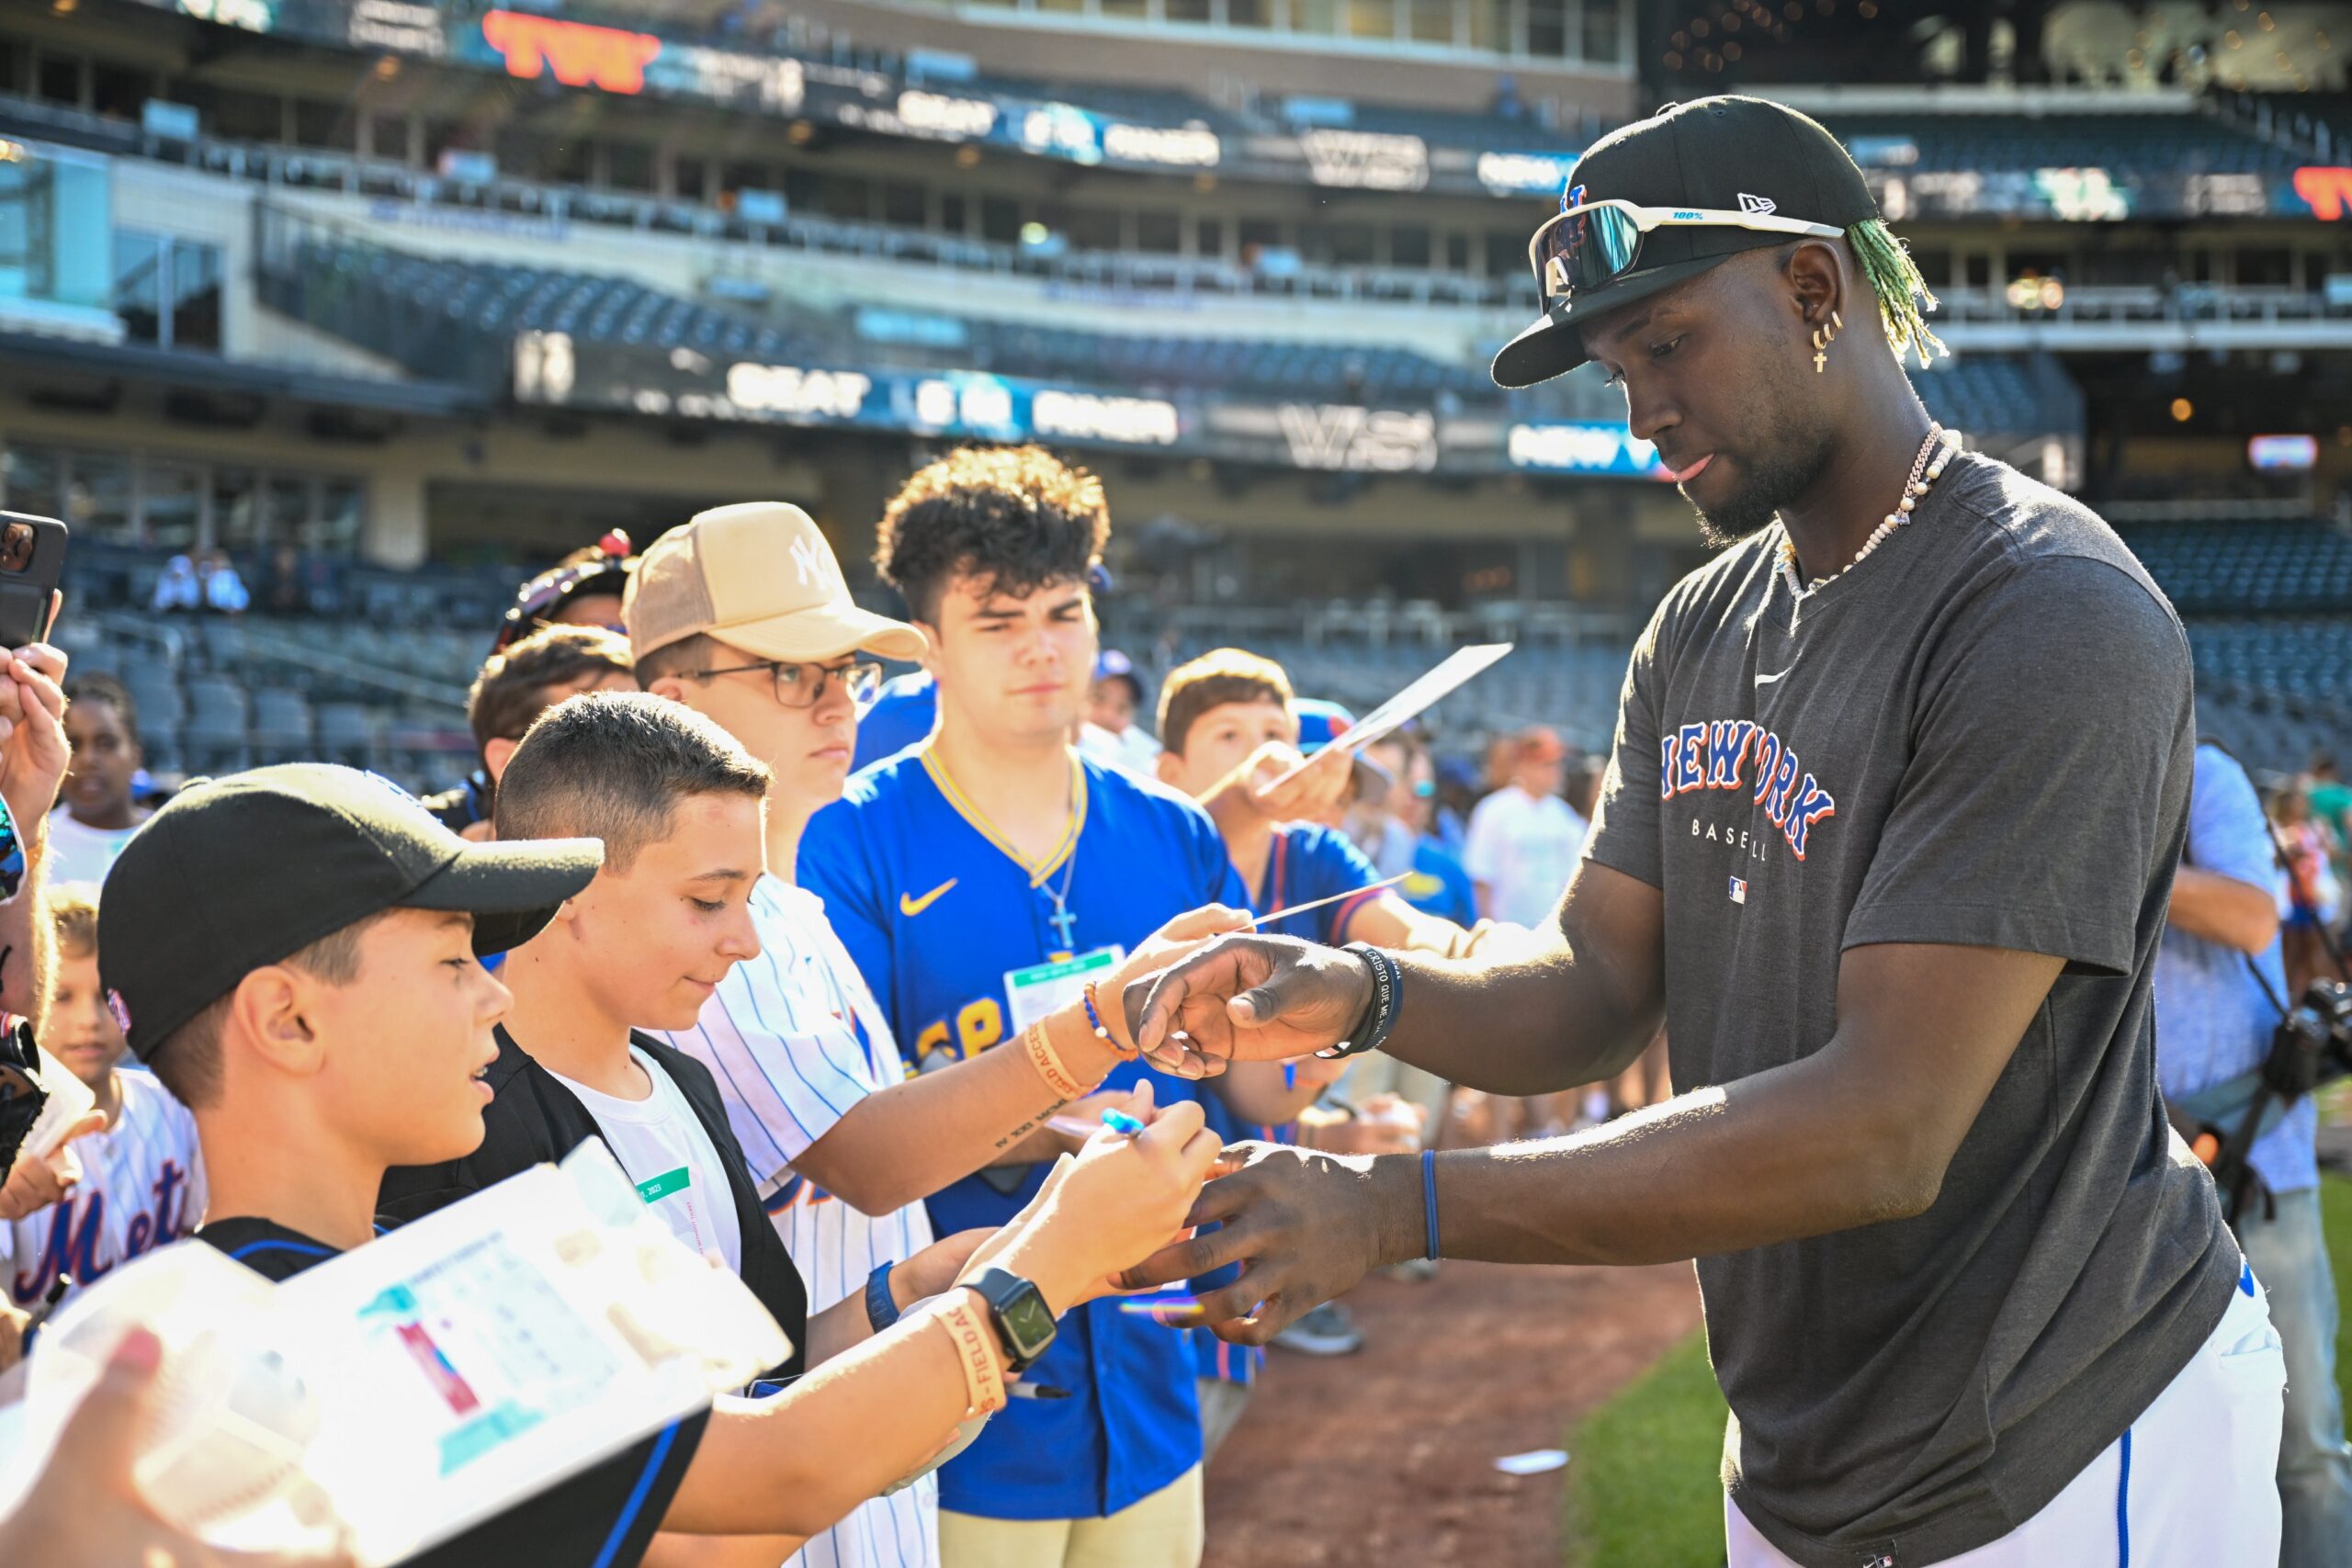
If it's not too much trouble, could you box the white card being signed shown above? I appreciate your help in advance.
[1262,643,1513,789]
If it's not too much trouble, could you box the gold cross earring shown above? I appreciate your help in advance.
[1811,311,1841,373]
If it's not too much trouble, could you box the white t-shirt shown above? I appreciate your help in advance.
[45,810,145,893]
[647,874,939,1568]
[1462,784,1590,928]
[547,1047,742,1278]
[1,1069,206,1314]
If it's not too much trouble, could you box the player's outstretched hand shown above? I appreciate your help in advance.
[981,1095,1222,1314]
[1118,1141,1392,1345]
[1120,934,1370,1077]
[0,1325,357,1566]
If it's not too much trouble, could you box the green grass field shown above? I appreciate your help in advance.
[1563,1172,2352,1568]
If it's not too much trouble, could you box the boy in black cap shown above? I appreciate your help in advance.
[100,761,1221,1567]
[1124,96,2273,1568]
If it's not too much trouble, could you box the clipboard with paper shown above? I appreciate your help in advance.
[0,1142,791,1566]
[1262,643,1514,791]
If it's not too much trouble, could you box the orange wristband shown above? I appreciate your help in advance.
[1023,1021,1090,1101]
[933,1293,1009,1416]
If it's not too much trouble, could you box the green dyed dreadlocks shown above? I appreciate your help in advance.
[1847,218,1948,368]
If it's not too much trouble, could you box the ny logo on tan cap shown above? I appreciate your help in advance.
[790,534,831,588]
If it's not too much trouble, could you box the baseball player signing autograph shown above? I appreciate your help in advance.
[1117,97,2286,1568]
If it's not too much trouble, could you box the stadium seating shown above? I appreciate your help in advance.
[262,241,808,388]
[267,233,1514,407]
[958,316,1496,401]
[1911,354,2087,440]
[1817,110,2299,176]
[2122,519,2352,615]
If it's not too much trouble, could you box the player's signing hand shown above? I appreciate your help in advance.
[1119,933,1372,1078]
[1119,1141,1394,1346]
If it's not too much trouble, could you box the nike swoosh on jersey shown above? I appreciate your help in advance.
[899,878,958,917]
[1754,667,1794,684]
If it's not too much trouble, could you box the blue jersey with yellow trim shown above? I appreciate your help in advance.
[1252,822,1385,946]
[798,744,1248,1521]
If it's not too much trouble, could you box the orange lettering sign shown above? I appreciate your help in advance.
[2293,166,2352,220]
[482,11,661,95]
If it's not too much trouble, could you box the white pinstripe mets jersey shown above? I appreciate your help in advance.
[649,874,938,1568]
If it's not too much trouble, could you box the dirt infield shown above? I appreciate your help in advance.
[1202,1260,1706,1567]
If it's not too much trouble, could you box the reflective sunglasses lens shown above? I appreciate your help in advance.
[1539,206,1645,299]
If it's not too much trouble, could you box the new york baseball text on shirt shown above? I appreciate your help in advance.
[1660,718,1838,861]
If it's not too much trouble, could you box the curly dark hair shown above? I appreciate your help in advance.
[875,446,1110,623]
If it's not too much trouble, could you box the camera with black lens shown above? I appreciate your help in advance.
[2261,979,2352,1101]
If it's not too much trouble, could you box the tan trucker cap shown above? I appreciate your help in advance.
[625,502,928,665]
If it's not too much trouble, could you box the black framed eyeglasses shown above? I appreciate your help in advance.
[684,658,881,710]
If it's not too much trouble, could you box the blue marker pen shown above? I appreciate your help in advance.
[1101,1109,1146,1136]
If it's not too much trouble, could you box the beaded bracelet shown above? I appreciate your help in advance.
[1080,980,1135,1057]
[933,1293,1008,1416]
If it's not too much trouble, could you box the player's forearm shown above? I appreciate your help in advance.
[1370,1046,1941,1270]
[794,1012,1124,1212]
[1375,940,1657,1098]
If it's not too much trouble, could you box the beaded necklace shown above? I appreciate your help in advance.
[1777,425,1958,599]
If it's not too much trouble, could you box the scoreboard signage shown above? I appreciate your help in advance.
[144,2,2350,218]
[512,333,1681,479]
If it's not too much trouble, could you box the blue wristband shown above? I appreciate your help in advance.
[865,1261,901,1334]
[1420,1147,1440,1261]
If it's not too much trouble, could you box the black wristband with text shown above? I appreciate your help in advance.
[1318,942,1403,1060]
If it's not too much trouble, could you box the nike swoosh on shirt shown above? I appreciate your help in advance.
[899,878,958,917]
[1754,667,1794,685]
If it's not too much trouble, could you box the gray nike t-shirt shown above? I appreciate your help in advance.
[1584,450,2238,1567]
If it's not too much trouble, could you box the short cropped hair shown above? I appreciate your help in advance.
[875,445,1109,624]
[494,692,769,873]
[1157,648,1294,759]
[469,624,636,755]
[63,672,139,748]
[145,912,385,1111]
[632,630,721,690]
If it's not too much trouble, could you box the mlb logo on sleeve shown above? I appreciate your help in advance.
[1729,875,1747,905]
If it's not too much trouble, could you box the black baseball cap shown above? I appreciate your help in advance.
[97,762,603,1063]
[1492,96,1882,389]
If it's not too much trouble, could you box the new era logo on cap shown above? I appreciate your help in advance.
[1738,192,1777,214]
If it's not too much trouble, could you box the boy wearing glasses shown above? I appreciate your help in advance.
[627,502,1231,1568]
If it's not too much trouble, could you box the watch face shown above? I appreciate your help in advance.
[998,1282,1057,1360]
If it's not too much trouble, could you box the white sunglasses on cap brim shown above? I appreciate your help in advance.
[1528,199,1843,305]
